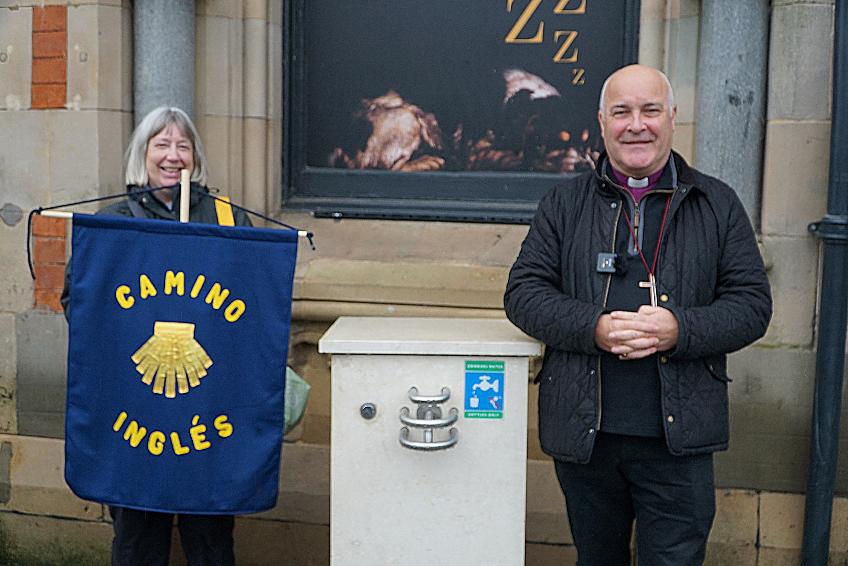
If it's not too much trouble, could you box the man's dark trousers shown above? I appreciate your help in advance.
[554,432,715,566]
[110,506,235,566]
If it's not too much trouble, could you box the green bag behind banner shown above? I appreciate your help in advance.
[285,367,311,434]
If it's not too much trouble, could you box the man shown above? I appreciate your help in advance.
[504,65,772,565]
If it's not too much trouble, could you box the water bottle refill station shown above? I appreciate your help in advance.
[319,317,542,565]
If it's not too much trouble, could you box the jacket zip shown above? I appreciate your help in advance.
[633,205,640,247]
[623,188,675,256]
[596,198,623,431]
[651,186,684,439]
[623,186,679,439]
[596,187,675,434]
[647,187,676,283]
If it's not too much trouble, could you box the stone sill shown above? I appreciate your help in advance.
[277,216,773,317]
[294,259,509,311]
[292,299,505,322]
[278,211,527,313]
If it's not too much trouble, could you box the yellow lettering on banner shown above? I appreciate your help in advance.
[113,411,128,431]
[190,274,206,298]
[113,271,247,322]
[123,420,147,447]
[205,283,230,310]
[115,286,135,309]
[164,271,185,296]
[170,432,190,455]
[139,274,157,299]
[113,411,234,455]
[214,414,233,438]
[148,431,166,456]
[224,300,246,322]
[190,415,212,451]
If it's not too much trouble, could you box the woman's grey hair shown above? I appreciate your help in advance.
[598,68,675,113]
[124,106,209,187]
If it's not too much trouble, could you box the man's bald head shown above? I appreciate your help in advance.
[599,65,675,112]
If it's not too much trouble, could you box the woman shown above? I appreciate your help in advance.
[63,106,248,565]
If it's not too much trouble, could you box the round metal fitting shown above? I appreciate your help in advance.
[360,403,377,420]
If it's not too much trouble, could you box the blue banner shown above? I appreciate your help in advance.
[64,214,298,514]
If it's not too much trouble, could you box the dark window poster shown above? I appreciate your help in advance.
[286,0,638,222]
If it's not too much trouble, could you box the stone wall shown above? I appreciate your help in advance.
[2,433,847,565]
[722,0,836,495]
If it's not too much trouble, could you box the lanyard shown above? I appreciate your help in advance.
[620,194,672,306]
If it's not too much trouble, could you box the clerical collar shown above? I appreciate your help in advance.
[610,166,665,192]
[606,156,678,203]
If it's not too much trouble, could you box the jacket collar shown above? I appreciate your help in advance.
[127,182,209,207]
[594,150,700,197]
[124,182,209,219]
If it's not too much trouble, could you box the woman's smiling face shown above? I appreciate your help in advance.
[145,123,194,189]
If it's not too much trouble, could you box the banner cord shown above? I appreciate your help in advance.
[27,185,315,280]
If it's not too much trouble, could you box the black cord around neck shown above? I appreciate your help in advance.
[26,184,315,280]
[198,189,315,250]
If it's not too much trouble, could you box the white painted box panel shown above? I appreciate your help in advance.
[320,317,540,566]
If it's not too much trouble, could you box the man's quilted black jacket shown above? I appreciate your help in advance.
[504,152,772,463]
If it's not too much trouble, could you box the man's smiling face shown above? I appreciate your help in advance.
[599,65,676,178]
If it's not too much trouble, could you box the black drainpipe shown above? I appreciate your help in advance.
[802,1,848,563]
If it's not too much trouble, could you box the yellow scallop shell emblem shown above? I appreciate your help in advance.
[131,322,213,398]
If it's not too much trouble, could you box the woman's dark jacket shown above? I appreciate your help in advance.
[503,152,772,463]
[96,183,250,225]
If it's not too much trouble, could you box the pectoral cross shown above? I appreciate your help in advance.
[638,273,658,307]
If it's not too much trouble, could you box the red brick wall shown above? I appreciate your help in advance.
[30,7,70,310]
[32,6,67,109]
[32,216,67,313]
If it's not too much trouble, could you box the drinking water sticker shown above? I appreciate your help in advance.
[464,360,504,419]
